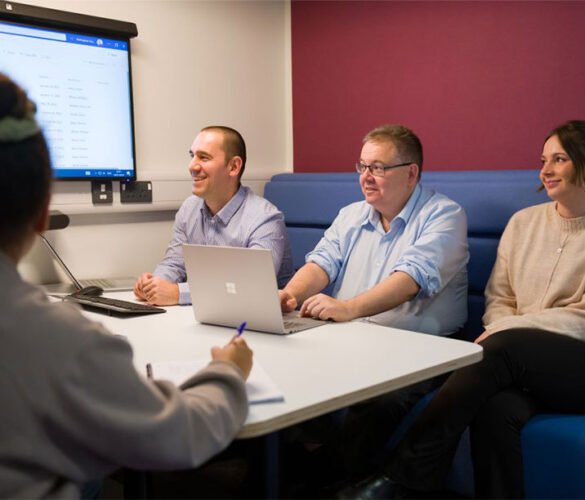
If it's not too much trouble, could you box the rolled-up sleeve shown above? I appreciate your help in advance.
[392,201,468,297]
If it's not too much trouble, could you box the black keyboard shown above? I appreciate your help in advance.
[64,294,166,315]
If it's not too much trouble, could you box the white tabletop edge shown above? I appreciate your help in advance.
[237,348,482,438]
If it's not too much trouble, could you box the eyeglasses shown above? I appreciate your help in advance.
[355,161,412,177]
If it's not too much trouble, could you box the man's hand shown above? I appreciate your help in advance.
[279,290,298,313]
[299,293,356,322]
[474,330,491,344]
[134,272,152,301]
[134,273,179,306]
[211,337,253,380]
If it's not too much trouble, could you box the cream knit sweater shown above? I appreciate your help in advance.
[484,202,585,340]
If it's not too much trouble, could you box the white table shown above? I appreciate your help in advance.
[83,292,482,439]
[78,292,482,496]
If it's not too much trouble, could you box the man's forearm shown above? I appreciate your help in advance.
[346,271,420,318]
[283,262,329,304]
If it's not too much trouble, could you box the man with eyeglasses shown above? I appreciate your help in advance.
[278,124,468,496]
[280,123,467,332]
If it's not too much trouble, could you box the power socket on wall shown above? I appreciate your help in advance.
[91,180,113,204]
[120,180,153,203]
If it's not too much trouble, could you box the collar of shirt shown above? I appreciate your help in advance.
[200,185,247,225]
[364,183,423,235]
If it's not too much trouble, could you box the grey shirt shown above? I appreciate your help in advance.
[0,252,248,498]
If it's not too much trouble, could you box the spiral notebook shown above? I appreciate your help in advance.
[147,359,284,405]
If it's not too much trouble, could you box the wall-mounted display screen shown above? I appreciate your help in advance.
[0,18,136,180]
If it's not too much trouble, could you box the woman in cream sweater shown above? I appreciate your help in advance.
[378,121,585,499]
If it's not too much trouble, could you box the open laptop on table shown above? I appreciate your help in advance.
[183,244,326,334]
[40,235,135,295]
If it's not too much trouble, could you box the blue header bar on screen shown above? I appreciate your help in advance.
[55,169,134,179]
[0,21,128,50]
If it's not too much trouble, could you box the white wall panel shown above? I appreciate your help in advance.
[15,0,292,283]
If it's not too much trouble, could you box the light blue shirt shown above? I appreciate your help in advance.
[306,184,468,335]
[154,185,293,305]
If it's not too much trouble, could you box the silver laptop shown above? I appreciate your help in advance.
[40,235,135,295]
[183,244,326,334]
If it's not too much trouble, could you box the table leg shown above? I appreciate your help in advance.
[123,469,150,499]
[263,431,280,497]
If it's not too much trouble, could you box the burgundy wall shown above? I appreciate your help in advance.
[291,1,585,172]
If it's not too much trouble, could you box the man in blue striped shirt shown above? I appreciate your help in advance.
[134,126,293,306]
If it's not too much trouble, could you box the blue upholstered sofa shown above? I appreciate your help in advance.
[264,170,585,498]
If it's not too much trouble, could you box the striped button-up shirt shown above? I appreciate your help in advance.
[154,185,293,305]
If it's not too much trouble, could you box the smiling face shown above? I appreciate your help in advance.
[540,134,583,213]
[358,139,419,223]
[188,130,241,214]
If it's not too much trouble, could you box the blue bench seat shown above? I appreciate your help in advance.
[265,170,585,498]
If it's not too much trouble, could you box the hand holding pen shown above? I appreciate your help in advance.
[234,321,247,340]
[211,321,253,380]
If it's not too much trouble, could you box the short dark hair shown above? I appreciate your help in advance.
[201,125,246,179]
[546,120,585,188]
[363,124,423,180]
[0,73,52,250]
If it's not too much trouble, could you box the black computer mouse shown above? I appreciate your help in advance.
[77,285,104,297]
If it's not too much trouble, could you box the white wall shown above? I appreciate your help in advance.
[16,0,292,283]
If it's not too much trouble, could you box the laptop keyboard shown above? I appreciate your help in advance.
[64,294,166,315]
[283,317,327,333]
[284,320,308,331]
[80,278,119,288]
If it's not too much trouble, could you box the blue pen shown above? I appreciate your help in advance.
[236,321,247,337]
